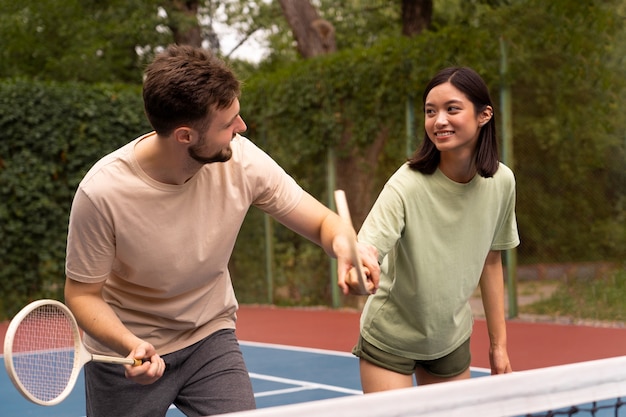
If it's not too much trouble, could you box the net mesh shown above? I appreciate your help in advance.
[8,304,76,403]
[224,355,626,417]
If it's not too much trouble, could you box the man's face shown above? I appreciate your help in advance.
[188,99,247,164]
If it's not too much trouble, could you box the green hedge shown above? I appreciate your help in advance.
[0,80,150,317]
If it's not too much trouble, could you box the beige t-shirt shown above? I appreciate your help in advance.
[66,133,303,355]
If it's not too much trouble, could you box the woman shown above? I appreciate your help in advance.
[353,66,520,392]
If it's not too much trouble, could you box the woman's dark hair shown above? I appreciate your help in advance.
[408,67,499,177]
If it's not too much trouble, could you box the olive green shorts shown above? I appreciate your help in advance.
[352,336,471,377]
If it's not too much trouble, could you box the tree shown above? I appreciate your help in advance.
[402,0,433,36]
[273,0,434,227]
[165,0,204,47]
[488,0,626,262]
[278,0,336,57]
[0,0,218,83]
[0,0,173,82]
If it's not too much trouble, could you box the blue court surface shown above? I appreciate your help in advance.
[0,340,490,417]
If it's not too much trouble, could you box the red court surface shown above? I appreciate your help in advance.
[235,305,626,371]
[2,304,625,371]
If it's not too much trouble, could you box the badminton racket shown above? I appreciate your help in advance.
[334,189,371,295]
[3,299,141,406]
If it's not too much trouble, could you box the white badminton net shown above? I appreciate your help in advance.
[223,355,626,417]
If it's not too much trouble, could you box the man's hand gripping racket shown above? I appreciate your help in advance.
[3,299,143,406]
[334,190,377,295]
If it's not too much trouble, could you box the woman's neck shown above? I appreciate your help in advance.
[439,153,476,183]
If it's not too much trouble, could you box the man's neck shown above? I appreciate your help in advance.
[134,133,201,185]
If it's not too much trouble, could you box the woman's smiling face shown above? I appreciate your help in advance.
[424,81,484,156]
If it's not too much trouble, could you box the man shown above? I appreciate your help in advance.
[64,44,378,417]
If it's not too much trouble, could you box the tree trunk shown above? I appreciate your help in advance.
[336,123,389,230]
[277,0,392,227]
[402,0,433,36]
[278,0,336,57]
[169,0,203,47]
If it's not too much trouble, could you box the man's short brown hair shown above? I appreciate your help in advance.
[143,45,241,136]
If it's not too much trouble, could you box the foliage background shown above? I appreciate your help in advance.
[0,81,150,316]
[0,0,624,317]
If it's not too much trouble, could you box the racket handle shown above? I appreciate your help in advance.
[91,354,142,366]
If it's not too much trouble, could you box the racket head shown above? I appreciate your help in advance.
[334,190,370,295]
[3,299,84,406]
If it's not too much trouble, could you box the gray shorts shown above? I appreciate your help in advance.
[352,335,471,377]
[84,329,255,417]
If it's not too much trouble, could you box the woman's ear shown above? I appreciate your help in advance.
[478,106,494,127]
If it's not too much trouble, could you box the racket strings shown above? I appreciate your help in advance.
[11,305,76,403]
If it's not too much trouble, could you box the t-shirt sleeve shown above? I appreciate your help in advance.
[243,139,303,217]
[65,187,115,282]
[491,167,520,251]
[358,183,405,264]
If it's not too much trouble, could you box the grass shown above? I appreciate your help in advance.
[519,268,626,323]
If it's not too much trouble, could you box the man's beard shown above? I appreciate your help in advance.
[188,144,232,164]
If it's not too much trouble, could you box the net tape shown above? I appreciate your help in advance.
[224,355,626,417]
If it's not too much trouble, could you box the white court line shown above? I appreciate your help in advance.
[253,386,319,398]
[0,341,491,375]
[241,341,364,398]
[166,370,364,412]
[239,340,354,357]
[249,372,363,396]
[239,340,492,375]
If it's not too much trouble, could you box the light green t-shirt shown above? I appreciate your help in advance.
[358,163,520,360]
